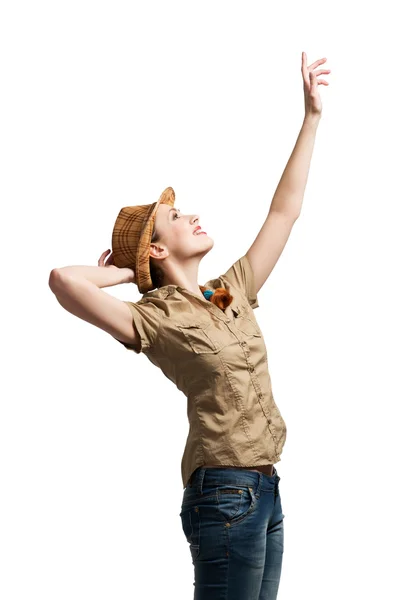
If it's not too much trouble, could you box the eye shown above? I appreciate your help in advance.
[173,211,180,220]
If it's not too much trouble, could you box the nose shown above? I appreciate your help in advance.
[190,214,200,225]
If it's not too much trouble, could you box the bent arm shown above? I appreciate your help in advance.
[50,264,134,288]
[48,270,141,350]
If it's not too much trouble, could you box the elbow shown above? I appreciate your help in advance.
[48,268,64,293]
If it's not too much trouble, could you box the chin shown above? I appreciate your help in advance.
[204,235,214,249]
[191,234,214,258]
[202,236,214,256]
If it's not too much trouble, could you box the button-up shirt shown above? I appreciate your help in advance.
[115,254,287,489]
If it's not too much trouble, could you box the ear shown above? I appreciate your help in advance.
[149,242,169,260]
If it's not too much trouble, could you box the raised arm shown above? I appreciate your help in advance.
[246,52,331,295]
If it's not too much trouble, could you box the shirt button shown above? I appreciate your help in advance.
[249,366,255,372]
[267,419,272,424]
[239,341,246,347]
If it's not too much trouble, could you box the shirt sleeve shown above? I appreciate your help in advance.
[221,254,259,310]
[114,300,162,354]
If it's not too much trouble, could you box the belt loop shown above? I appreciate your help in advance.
[256,470,262,496]
[197,467,206,495]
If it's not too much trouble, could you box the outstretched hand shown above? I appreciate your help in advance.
[302,52,331,118]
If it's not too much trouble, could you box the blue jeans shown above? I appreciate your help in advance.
[179,466,285,600]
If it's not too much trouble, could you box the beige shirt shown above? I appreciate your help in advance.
[115,254,287,489]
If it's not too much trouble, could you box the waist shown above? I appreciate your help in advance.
[201,463,274,477]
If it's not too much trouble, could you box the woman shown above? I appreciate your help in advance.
[49,52,330,600]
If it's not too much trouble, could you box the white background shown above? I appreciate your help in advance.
[1,1,399,598]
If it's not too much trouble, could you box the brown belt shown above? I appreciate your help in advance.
[196,464,275,478]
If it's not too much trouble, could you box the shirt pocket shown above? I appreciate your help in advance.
[177,321,228,354]
[232,302,262,338]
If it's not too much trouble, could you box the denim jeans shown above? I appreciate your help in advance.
[179,466,285,600]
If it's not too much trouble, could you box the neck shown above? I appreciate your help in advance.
[161,258,204,298]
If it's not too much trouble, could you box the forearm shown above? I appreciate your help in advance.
[269,114,321,218]
[53,265,134,288]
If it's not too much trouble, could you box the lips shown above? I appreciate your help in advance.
[193,226,206,235]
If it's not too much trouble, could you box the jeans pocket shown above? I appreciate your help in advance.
[179,504,200,562]
[216,484,257,525]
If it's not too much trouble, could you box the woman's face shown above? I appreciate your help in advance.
[150,203,214,261]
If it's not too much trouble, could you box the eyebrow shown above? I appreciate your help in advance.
[169,207,180,215]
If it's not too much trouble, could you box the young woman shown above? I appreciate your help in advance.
[49,52,330,600]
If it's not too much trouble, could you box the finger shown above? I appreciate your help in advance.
[308,57,328,71]
[98,249,109,267]
[310,71,317,88]
[105,250,115,266]
[310,72,323,94]
[317,79,329,85]
[314,69,331,76]
[301,51,309,84]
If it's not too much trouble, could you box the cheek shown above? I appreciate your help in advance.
[182,226,195,242]
[170,228,195,252]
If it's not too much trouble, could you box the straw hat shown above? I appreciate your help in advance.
[111,186,176,293]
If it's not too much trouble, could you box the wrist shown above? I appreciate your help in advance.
[303,113,321,128]
[119,267,136,284]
